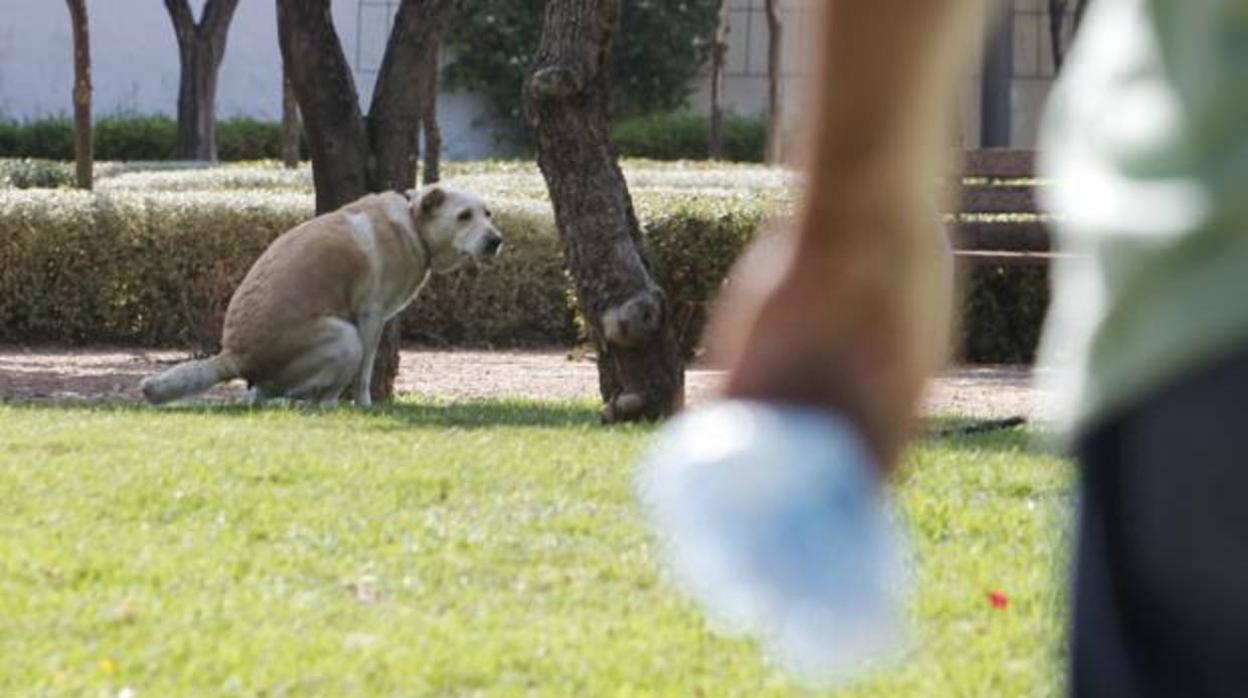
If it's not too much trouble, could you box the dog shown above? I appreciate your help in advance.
[140,184,503,407]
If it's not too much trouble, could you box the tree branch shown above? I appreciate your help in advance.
[369,0,451,118]
[1048,0,1067,70]
[1072,0,1089,31]
[201,0,240,55]
[368,0,453,190]
[162,0,195,47]
[527,0,617,105]
[276,0,371,212]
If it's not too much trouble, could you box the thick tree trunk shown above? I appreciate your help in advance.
[276,0,371,213]
[764,0,782,162]
[174,41,222,160]
[281,69,301,169]
[526,0,684,422]
[278,0,451,402]
[165,0,238,161]
[420,37,443,185]
[66,0,91,190]
[708,0,730,160]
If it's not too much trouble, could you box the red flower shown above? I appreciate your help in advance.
[988,589,1010,610]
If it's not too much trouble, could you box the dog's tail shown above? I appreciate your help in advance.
[140,351,241,405]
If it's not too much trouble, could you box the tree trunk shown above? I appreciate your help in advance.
[1072,0,1089,30]
[708,0,730,160]
[66,0,91,190]
[420,36,443,185]
[1047,0,1067,71]
[979,0,1013,147]
[526,0,685,422]
[276,0,371,213]
[281,68,301,169]
[174,40,222,160]
[764,0,782,162]
[278,0,452,403]
[164,0,239,161]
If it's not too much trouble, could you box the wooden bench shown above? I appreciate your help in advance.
[951,148,1062,266]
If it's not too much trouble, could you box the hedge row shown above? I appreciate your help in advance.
[0,112,767,163]
[612,111,767,162]
[0,188,1048,362]
[0,116,303,162]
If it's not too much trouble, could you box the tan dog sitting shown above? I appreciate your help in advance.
[141,185,503,407]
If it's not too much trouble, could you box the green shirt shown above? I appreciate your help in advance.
[1037,0,1248,436]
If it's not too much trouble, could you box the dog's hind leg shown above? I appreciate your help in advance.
[273,318,364,406]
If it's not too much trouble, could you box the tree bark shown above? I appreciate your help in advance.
[1048,0,1090,73]
[164,0,239,161]
[277,0,452,402]
[526,0,685,422]
[979,1,1013,147]
[764,0,782,162]
[1072,0,1089,31]
[420,36,443,185]
[277,0,371,213]
[1047,0,1068,71]
[66,0,92,190]
[281,68,301,169]
[708,0,730,160]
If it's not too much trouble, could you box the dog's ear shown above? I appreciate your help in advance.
[419,187,446,216]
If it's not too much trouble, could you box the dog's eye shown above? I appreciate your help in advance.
[457,209,471,222]
[484,208,492,219]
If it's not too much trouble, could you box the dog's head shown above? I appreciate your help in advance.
[408,185,503,272]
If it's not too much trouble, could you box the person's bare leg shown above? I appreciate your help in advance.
[707,0,988,470]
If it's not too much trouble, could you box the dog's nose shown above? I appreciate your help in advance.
[483,233,503,257]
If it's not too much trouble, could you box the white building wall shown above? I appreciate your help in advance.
[690,0,1073,149]
[0,0,1075,157]
[0,0,496,159]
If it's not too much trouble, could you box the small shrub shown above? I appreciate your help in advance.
[218,118,299,161]
[959,265,1050,363]
[0,116,304,162]
[95,115,177,160]
[20,117,75,160]
[638,191,783,356]
[612,111,767,162]
[0,159,75,189]
[0,121,20,155]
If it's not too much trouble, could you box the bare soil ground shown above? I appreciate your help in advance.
[0,346,1044,419]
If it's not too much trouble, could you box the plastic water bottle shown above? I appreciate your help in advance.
[636,400,909,685]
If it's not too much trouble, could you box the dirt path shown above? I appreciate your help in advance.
[0,347,1044,419]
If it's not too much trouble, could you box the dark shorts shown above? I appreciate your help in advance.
[1072,349,1248,697]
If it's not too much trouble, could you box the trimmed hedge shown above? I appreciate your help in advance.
[2,113,770,163]
[0,191,574,352]
[959,265,1049,364]
[0,116,302,162]
[613,111,767,162]
[0,177,1048,363]
[0,159,75,189]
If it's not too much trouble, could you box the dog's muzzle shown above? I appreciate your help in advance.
[482,232,503,257]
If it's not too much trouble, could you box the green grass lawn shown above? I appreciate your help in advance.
[0,400,1073,696]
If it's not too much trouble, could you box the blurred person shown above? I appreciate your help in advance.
[660,0,1248,694]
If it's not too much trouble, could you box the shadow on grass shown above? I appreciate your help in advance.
[0,396,605,430]
[918,416,1065,458]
